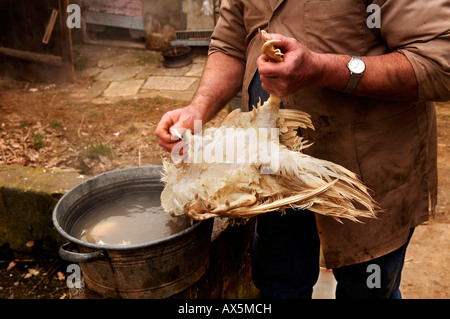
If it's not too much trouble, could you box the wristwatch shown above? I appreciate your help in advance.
[343,56,365,93]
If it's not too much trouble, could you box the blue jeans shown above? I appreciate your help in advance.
[248,69,284,109]
[251,209,413,299]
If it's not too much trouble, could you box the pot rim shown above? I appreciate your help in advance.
[52,166,206,251]
[162,45,192,58]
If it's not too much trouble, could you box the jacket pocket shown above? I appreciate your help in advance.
[304,0,367,55]
[352,105,422,196]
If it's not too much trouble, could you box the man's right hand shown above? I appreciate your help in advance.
[154,106,203,152]
[154,51,246,152]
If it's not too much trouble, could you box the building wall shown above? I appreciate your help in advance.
[184,0,215,30]
[143,0,214,50]
[81,0,215,50]
[83,0,143,18]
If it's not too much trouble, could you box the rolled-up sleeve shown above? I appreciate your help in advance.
[208,0,247,64]
[376,0,450,102]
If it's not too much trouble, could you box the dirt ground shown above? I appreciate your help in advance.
[0,74,226,176]
[402,102,450,299]
[0,44,448,299]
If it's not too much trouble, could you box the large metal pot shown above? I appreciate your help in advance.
[52,166,213,299]
[162,45,192,68]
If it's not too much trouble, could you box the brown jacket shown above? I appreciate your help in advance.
[209,0,450,268]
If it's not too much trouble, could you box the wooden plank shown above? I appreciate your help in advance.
[42,9,59,44]
[0,46,64,66]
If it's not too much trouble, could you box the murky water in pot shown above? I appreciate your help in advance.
[71,192,192,246]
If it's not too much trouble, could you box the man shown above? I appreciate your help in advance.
[155,0,450,298]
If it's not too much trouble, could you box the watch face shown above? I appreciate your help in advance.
[349,58,365,74]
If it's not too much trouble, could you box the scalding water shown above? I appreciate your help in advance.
[71,192,192,246]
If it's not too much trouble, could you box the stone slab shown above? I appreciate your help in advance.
[184,63,204,77]
[0,165,89,255]
[103,79,145,97]
[96,66,144,82]
[83,81,110,100]
[142,76,198,91]
[0,165,88,194]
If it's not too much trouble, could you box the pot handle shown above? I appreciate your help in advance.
[59,242,104,263]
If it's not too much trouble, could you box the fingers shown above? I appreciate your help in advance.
[257,54,281,76]
[260,74,289,97]
[261,32,297,54]
[260,30,272,42]
[257,54,291,96]
[257,36,290,77]
[167,127,188,155]
[154,107,202,152]
[261,31,285,44]
[158,135,181,152]
[258,33,313,96]
[154,112,178,151]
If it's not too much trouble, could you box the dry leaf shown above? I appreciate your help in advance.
[7,261,16,271]
[57,271,65,281]
[24,268,39,278]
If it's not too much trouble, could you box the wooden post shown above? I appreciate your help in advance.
[58,0,74,81]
